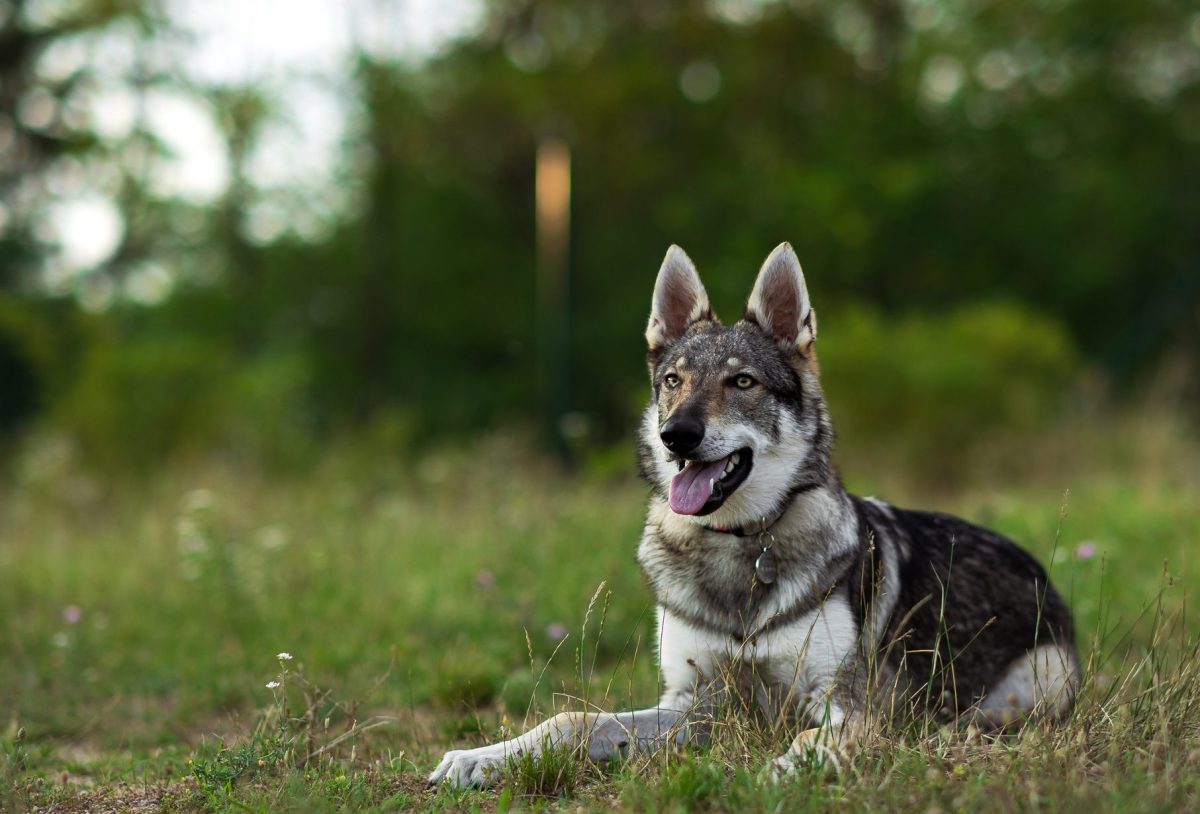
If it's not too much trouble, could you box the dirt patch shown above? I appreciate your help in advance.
[12,781,186,813]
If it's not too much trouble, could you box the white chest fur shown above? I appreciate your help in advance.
[656,597,857,715]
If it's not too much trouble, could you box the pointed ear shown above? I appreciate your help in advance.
[646,245,714,352]
[744,242,816,354]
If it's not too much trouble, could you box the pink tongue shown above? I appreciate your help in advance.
[669,456,732,515]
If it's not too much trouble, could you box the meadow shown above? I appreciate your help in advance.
[3,414,1199,813]
[3,0,1196,810]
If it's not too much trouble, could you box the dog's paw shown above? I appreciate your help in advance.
[764,746,841,783]
[765,728,844,782]
[427,744,510,789]
[764,751,797,783]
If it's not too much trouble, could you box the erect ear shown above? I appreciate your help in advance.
[646,245,714,353]
[744,242,816,354]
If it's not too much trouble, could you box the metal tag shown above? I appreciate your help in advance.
[755,546,777,584]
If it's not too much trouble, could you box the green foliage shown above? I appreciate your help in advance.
[0,0,1196,470]
[503,741,583,799]
[45,318,313,471]
[55,336,233,470]
[188,654,395,808]
[0,308,42,436]
[0,295,95,437]
[820,302,1078,466]
[1,726,28,814]
[2,725,27,779]
[189,738,283,801]
[624,756,730,812]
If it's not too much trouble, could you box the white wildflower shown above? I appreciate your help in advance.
[276,652,293,661]
[175,517,207,553]
[182,489,214,512]
[266,680,281,689]
[257,526,289,551]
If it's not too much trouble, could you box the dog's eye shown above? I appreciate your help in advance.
[663,373,681,389]
[734,375,756,390]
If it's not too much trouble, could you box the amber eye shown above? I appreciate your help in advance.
[663,373,681,389]
[734,374,755,390]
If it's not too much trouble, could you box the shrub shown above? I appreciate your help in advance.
[818,302,1077,475]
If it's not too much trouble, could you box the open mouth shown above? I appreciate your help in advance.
[668,448,754,516]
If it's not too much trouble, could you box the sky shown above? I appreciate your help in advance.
[35,0,482,302]
[169,0,481,199]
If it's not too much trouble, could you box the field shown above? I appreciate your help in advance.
[3,418,1199,813]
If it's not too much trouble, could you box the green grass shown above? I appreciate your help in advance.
[2,421,1199,812]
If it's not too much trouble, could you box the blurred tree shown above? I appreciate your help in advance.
[210,86,272,286]
[3,0,1198,464]
[0,0,174,289]
[0,0,160,436]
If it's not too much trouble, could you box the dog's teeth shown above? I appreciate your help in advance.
[708,477,715,494]
[723,460,734,477]
[732,453,740,465]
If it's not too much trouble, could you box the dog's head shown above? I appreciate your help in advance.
[637,243,833,528]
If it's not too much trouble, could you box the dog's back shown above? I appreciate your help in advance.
[853,496,1079,724]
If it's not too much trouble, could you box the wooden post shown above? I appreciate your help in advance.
[535,138,571,462]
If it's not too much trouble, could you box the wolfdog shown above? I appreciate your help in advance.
[429,243,1079,788]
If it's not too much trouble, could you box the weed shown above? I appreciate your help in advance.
[503,741,584,799]
[2,725,27,778]
[187,651,395,807]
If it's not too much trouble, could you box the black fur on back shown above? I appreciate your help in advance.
[852,496,1076,713]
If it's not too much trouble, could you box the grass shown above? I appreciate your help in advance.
[2,415,1199,812]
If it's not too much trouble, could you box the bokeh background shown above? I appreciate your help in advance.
[1,0,1197,477]
[1,1,1199,808]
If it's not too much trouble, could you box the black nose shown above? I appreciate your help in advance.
[661,414,705,454]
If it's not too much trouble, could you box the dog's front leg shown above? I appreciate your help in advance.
[427,688,707,789]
